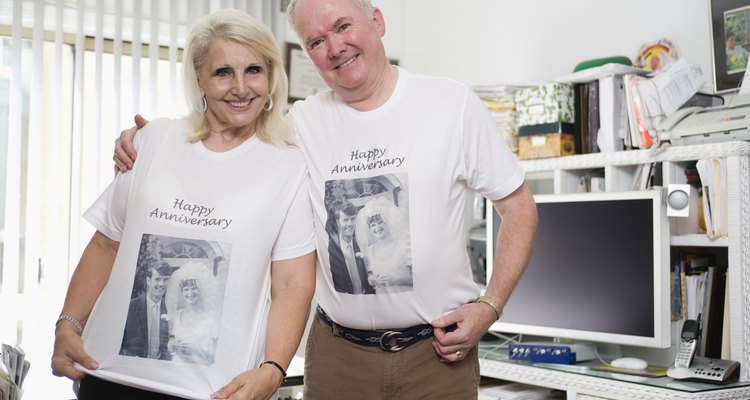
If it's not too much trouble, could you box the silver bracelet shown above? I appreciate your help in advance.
[56,314,83,335]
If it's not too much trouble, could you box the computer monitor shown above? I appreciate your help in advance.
[487,189,671,348]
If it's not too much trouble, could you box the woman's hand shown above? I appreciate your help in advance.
[211,365,283,400]
[51,325,98,380]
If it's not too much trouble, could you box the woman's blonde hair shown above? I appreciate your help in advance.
[183,9,292,144]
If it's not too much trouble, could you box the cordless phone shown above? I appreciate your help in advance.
[667,319,742,384]
[674,319,699,369]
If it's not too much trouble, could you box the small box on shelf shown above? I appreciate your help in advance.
[518,133,575,160]
[515,82,575,127]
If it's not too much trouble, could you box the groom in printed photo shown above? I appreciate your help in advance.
[328,201,375,295]
[120,261,173,360]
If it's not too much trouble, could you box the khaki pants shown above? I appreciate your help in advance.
[303,316,480,400]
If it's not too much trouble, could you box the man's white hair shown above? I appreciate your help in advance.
[286,0,376,35]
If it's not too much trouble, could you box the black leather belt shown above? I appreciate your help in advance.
[316,306,434,352]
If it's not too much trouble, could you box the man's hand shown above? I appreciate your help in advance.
[113,114,149,174]
[431,302,497,362]
[51,325,98,380]
[210,365,283,400]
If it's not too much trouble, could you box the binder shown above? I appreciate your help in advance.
[699,266,727,358]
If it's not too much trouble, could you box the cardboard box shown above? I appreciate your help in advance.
[515,82,575,127]
[518,121,575,136]
[519,133,575,160]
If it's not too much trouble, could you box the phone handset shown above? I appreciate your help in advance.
[657,106,703,133]
[668,319,741,383]
[674,319,700,368]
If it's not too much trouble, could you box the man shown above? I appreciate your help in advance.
[119,261,172,360]
[327,200,375,294]
[114,0,537,397]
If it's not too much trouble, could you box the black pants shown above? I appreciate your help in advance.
[77,375,187,400]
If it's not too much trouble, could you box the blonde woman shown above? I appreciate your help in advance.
[52,9,316,400]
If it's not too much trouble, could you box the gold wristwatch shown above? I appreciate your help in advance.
[476,295,503,320]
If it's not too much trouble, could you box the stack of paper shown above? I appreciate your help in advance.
[623,60,705,149]
[475,85,525,154]
[0,344,29,400]
[478,382,554,400]
[696,158,728,239]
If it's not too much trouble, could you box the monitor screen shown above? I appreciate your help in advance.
[488,190,670,348]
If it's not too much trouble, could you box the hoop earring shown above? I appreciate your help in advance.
[201,96,207,112]
[264,94,273,112]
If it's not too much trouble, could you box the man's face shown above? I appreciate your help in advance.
[336,211,357,241]
[292,0,387,102]
[146,270,171,300]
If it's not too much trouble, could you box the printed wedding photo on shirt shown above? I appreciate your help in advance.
[119,233,231,366]
[324,174,413,295]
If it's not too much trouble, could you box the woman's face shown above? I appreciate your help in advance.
[728,35,737,49]
[181,283,203,306]
[368,218,388,240]
[198,38,270,133]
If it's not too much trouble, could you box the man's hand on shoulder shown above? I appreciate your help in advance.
[113,114,150,174]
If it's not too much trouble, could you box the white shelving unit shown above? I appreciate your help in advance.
[481,141,750,398]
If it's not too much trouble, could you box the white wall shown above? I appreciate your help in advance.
[393,0,713,90]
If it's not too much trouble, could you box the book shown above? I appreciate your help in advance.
[591,364,668,377]
[696,158,728,239]
[699,266,727,358]
[586,80,600,153]
[623,74,656,148]
[573,83,586,155]
[578,83,590,154]
[596,75,627,152]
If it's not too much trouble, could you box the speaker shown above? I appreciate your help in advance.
[667,184,691,217]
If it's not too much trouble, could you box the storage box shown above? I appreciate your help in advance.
[518,133,575,160]
[518,121,575,136]
[515,82,575,127]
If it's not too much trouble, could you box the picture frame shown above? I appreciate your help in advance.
[709,0,750,93]
[284,42,330,103]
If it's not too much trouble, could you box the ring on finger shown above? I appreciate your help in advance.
[455,350,463,358]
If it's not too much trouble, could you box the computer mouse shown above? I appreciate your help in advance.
[610,357,648,371]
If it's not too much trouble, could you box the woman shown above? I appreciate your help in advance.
[355,197,413,293]
[166,261,220,366]
[51,9,316,400]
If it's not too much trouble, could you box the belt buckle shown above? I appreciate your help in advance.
[379,330,406,352]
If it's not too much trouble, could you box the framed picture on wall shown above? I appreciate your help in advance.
[709,0,750,93]
[285,42,330,103]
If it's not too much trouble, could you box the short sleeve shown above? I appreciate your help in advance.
[271,172,316,261]
[461,90,525,200]
[82,131,145,241]
[83,169,133,242]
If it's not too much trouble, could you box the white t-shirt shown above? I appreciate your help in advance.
[79,118,315,399]
[288,68,524,330]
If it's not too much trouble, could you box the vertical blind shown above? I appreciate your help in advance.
[0,1,281,397]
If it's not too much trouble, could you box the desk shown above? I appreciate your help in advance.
[276,356,304,400]
[479,345,750,400]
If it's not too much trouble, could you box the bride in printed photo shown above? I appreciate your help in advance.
[356,197,413,294]
[165,261,220,365]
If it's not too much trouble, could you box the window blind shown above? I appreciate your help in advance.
[0,1,280,397]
